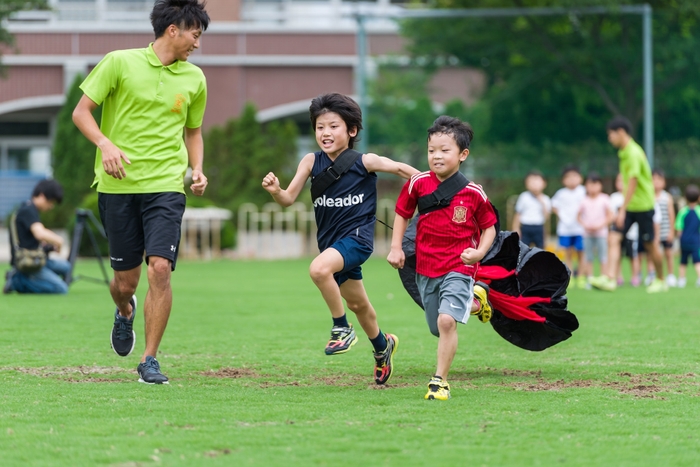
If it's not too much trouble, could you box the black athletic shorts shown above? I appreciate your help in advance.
[623,210,655,244]
[98,192,186,271]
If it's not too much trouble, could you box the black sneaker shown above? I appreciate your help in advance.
[137,356,169,384]
[110,296,136,357]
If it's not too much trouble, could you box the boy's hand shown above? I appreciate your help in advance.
[262,172,281,195]
[387,248,405,269]
[460,247,484,265]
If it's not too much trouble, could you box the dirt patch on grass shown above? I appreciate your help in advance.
[14,366,132,383]
[497,371,700,399]
[200,367,260,379]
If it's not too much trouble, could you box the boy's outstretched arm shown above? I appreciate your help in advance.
[362,153,420,179]
[387,214,410,269]
[461,225,497,265]
[262,153,314,207]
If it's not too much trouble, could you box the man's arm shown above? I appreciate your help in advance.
[29,223,63,253]
[616,176,638,228]
[72,95,131,180]
[185,126,207,196]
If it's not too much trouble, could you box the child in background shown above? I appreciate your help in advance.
[675,184,700,288]
[512,170,551,249]
[652,169,676,286]
[551,165,586,287]
[577,172,613,286]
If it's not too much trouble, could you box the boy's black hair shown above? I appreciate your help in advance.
[427,115,474,152]
[685,184,700,203]
[606,116,633,134]
[151,0,210,39]
[561,164,580,178]
[585,171,602,184]
[526,169,544,180]
[652,168,665,178]
[32,179,63,204]
[309,93,363,149]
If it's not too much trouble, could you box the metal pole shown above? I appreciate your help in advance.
[642,4,654,167]
[355,14,369,154]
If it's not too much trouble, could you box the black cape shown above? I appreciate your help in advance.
[398,220,579,351]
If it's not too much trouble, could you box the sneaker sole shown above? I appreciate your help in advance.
[111,295,137,357]
[376,334,399,385]
[138,378,169,385]
[325,334,358,355]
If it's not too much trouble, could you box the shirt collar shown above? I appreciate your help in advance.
[146,43,184,73]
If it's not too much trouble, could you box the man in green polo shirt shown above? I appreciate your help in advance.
[590,116,667,293]
[72,0,210,384]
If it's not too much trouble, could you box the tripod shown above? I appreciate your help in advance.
[65,209,110,286]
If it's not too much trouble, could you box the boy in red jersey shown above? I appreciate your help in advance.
[387,116,498,400]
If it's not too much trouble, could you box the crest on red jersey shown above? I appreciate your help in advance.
[452,206,467,223]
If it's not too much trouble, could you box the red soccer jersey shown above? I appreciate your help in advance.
[395,171,498,278]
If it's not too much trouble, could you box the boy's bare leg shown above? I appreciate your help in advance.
[435,314,458,379]
[339,279,379,339]
[606,232,622,279]
[309,248,346,318]
[112,266,141,318]
[142,256,172,362]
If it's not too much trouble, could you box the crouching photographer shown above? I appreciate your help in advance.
[4,180,70,294]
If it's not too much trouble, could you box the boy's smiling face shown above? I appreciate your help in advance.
[427,132,468,181]
[314,111,357,158]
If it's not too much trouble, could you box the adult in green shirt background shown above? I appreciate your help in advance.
[72,0,210,384]
[590,116,667,293]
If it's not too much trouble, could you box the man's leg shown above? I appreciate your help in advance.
[645,240,664,279]
[14,267,68,294]
[141,256,172,362]
[112,266,141,320]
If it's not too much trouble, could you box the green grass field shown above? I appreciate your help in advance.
[1,257,699,466]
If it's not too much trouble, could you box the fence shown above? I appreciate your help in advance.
[235,199,397,259]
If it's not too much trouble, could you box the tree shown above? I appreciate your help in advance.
[46,74,101,227]
[401,0,700,144]
[0,1,48,69]
[204,103,298,211]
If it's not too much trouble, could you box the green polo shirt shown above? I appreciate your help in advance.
[80,43,207,194]
[618,138,655,212]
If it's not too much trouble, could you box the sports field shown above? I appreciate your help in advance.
[1,258,698,466]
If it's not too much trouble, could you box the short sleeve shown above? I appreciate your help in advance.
[515,193,525,213]
[80,52,119,105]
[395,179,417,219]
[675,208,686,231]
[186,76,207,129]
[475,196,498,231]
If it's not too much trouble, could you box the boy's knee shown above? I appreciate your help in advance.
[437,313,456,333]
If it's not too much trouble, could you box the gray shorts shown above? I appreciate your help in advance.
[416,271,475,337]
[583,236,608,263]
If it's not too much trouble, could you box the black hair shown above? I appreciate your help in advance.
[309,93,363,149]
[526,170,544,180]
[561,164,581,178]
[606,116,633,134]
[427,115,474,152]
[685,184,700,203]
[585,171,602,184]
[32,179,63,204]
[652,168,665,178]
[150,0,210,39]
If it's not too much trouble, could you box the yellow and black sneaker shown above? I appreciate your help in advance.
[324,324,358,355]
[424,376,450,400]
[373,333,399,385]
[471,281,493,323]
